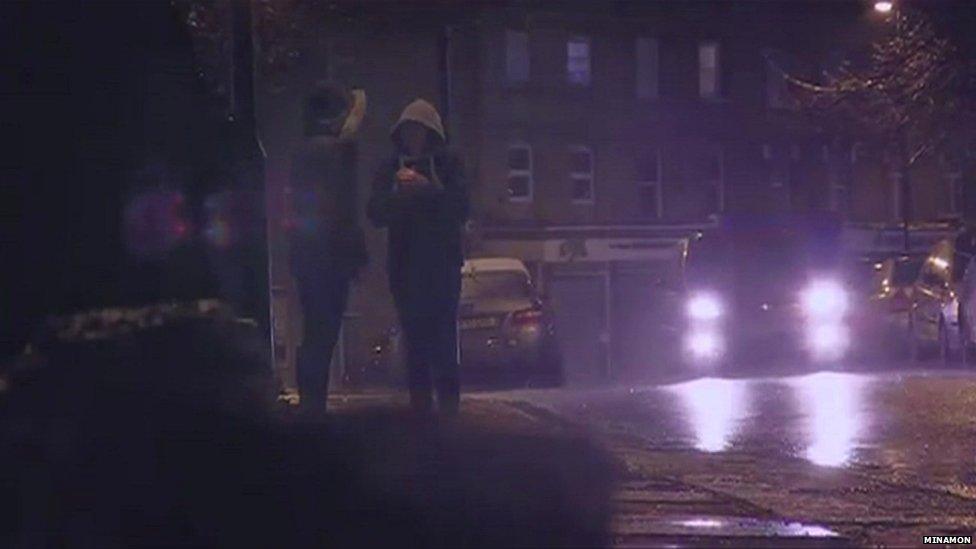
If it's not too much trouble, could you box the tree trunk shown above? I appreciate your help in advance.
[897,130,912,253]
[901,167,912,252]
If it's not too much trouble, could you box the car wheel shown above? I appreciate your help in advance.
[909,312,937,364]
[886,322,911,361]
[962,334,976,367]
[959,312,976,367]
[908,313,922,364]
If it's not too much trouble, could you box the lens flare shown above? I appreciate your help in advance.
[686,330,724,360]
[806,322,849,362]
[687,293,723,321]
[123,189,190,258]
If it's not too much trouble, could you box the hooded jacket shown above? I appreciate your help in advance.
[367,99,469,303]
[287,89,369,280]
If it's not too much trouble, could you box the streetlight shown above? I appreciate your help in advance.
[873,1,894,14]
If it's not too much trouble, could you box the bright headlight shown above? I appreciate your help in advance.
[801,280,849,319]
[687,293,723,321]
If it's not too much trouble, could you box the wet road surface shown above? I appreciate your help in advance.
[476,366,976,546]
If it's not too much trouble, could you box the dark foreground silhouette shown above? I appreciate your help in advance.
[2,319,612,547]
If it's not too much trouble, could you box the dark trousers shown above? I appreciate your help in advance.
[395,277,461,414]
[293,264,350,410]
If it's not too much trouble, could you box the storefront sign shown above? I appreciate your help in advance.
[543,238,681,263]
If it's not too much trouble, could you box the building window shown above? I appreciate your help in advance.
[567,36,591,86]
[698,41,721,99]
[763,48,796,110]
[823,146,849,213]
[505,30,530,85]
[706,146,725,213]
[569,145,594,203]
[507,142,533,202]
[892,171,903,221]
[948,171,964,215]
[636,148,662,218]
[636,37,659,99]
[832,185,850,214]
[764,144,788,189]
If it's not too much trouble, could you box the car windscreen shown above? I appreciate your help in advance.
[892,258,923,286]
[686,232,805,296]
[849,260,883,295]
[462,271,530,300]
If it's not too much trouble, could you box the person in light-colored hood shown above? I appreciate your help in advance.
[367,99,469,415]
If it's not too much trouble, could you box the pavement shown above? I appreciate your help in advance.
[2,326,615,548]
[468,364,976,547]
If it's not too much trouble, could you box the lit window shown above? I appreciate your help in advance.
[507,143,533,202]
[567,37,591,86]
[505,30,529,85]
[699,41,720,99]
[636,148,662,218]
[569,145,594,203]
[636,37,659,99]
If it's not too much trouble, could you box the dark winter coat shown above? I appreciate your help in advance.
[367,100,469,307]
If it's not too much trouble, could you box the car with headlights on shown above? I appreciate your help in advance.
[673,215,851,369]
[458,258,563,387]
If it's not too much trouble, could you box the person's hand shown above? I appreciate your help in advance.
[396,167,416,182]
[396,167,431,191]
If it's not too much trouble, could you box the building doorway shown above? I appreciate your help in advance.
[549,272,609,383]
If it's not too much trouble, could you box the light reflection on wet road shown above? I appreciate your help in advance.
[647,369,976,480]
[667,377,752,454]
[481,368,976,544]
[494,368,976,490]
[667,372,873,468]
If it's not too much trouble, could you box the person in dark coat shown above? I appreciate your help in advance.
[367,99,469,415]
[287,86,368,413]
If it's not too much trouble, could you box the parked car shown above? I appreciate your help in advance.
[369,258,564,387]
[946,232,976,366]
[908,232,976,363]
[459,258,563,387]
[846,254,924,360]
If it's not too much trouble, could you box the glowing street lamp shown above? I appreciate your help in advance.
[873,1,894,14]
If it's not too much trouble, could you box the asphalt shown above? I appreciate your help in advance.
[476,364,976,546]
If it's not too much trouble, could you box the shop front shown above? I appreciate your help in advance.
[475,225,707,381]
